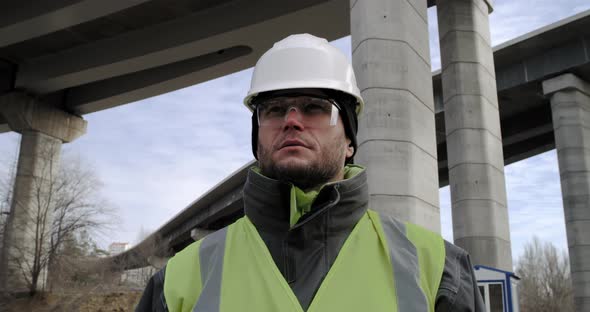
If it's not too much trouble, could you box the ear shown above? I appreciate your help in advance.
[345,138,354,158]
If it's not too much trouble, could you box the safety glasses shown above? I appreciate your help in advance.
[256,96,340,129]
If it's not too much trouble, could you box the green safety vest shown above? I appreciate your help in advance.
[164,210,445,312]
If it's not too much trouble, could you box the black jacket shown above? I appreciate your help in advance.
[137,168,485,311]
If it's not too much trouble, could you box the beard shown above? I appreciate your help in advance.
[258,135,347,190]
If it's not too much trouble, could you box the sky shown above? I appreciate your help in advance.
[1,0,589,267]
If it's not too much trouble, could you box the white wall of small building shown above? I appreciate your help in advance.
[475,267,507,281]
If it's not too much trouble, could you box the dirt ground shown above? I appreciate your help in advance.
[1,291,143,312]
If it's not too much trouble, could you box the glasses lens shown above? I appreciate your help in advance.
[257,96,339,128]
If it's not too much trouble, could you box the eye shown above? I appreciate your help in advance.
[261,101,287,118]
[303,99,331,114]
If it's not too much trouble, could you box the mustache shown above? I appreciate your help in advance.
[274,133,311,149]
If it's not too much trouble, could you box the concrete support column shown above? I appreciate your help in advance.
[0,92,86,294]
[350,0,440,232]
[147,256,170,270]
[190,227,213,241]
[1,131,62,293]
[543,73,590,311]
[437,0,512,270]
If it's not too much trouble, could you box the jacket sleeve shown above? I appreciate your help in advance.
[135,267,168,312]
[435,241,485,312]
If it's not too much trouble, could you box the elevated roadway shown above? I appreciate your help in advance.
[114,10,590,267]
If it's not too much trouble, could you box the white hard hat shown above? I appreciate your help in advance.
[244,34,364,115]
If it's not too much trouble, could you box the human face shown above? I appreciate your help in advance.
[256,94,354,190]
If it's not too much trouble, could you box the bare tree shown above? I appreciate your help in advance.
[48,156,114,261]
[48,230,110,291]
[0,146,18,254]
[516,236,573,312]
[0,147,116,295]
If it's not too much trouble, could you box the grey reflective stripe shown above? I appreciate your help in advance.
[192,227,228,312]
[380,214,429,312]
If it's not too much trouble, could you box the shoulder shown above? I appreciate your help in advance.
[439,241,469,292]
[135,268,167,312]
[168,224,234,267]
[367,209,445,250]
[436,240,485,311]
[162,225,232,311]
[166,225,231,277]
[367,211,449,308]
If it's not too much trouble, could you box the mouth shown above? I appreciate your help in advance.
[279,139,308,150]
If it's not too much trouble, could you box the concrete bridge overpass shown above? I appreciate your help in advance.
[0,0,430,132]
[116,8,590,254]
[1,1,589,308]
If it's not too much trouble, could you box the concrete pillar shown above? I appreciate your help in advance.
[0,92,86,294]
[543,73,590,311]
[350,0,440,232]
[147,256,169,270]
[190,227,214,241]
[437,0,512,270]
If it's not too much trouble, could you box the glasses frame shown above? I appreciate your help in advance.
[255,95,341,129]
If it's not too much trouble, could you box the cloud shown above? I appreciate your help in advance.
[574,4,590,12]
[331,36,352,59]
[504,150,567,262]
[428,7,442,71]
[0,133,20,171]
[439,186,453,242]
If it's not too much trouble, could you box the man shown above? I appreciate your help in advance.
[137,34,484,311]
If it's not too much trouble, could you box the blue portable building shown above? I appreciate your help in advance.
[474,265,521,312]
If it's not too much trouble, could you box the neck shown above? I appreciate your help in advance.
[259,163,346,191]
[243,165,369,232]
[299,169,345,192]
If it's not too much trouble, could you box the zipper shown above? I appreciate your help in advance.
[284,184,341,284]
[290,184,341,230]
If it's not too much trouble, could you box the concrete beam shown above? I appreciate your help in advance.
[0,92,86,142]
[147,256,169,270]
[438,0,512,270]
[543,73,590,312]
[64,45,252,114]
[0,60,16,94]
[167,185,243,249]
[543,73,590,97]
[190,228,214,242]
[14,0,343,95]
[351,0,440,232]
[0,0,150,48]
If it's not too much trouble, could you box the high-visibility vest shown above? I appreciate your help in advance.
[164,210,445,312]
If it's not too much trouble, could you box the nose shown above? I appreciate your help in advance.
[283,107,305,130]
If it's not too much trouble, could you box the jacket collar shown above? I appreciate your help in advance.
[243,166,369,234]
